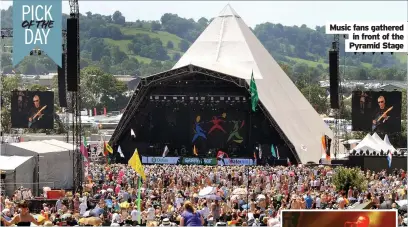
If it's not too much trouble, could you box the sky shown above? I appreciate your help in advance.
[0,1,407,28]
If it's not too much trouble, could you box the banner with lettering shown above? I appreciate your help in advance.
[182,157,217,165]
[223,158,255,166]
[141,157,180,164]
[13,0,62,67]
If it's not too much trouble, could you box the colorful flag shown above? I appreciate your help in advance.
[80,136,89,162]
[387,151,392,168]
[193,145,198,156]
[287,158,291,166]
[105,142,113,154]
[103,107,107,116]
[271,144,277,158]
[324,135,332,161]
[128,149,146,180]
[250,70,259,112]
[93,108,97,116]
[276,146,280,159]
[253,151,257,160]
[117,145,125,158]
[162,145,169,157]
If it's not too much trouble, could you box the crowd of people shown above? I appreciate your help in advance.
[1,163,407,226]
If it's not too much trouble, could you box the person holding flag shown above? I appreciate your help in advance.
[128,149,146,224]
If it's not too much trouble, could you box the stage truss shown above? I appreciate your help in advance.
[69,0,83,195]
[110,65,300,163]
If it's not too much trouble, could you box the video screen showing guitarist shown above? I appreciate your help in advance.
[372,96,395,133]
[28,94,52,129]
[11,91,54,129]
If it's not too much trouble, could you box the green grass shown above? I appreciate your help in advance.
[103,38,131,53]
[119,27,184,51]
[103,38,152,63]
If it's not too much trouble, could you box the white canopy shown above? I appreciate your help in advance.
[352,133,395,154]
[353,134,381,153]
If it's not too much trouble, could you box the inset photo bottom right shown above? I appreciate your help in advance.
[281,210,398,227]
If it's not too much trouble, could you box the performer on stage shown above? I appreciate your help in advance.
[372,96,394,133]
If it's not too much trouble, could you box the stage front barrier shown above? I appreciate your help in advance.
[141,156,255,166]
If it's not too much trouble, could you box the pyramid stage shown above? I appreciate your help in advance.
[109,5,335,164]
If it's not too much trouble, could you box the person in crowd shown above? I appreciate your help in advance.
[180,201,204,226]
[0,200,44,226]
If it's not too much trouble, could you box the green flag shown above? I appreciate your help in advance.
[250,71,259,112]
[83,136,88,146]
[271,144,277,158]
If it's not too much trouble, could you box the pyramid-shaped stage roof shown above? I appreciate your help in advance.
[174,4,335,163]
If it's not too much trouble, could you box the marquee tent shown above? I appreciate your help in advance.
[352,133,396,154]
[0,140,75,190]
[0,155,34,196]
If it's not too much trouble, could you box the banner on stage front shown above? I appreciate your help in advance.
[223,158,255,166]
[141,156,180,164]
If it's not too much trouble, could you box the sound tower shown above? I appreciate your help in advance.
[57,54,67,107]
[66,18,78,91]
[329,50,339,109]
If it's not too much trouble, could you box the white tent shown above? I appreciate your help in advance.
[352,134,381,153]
[371,133,393,152]
[0,156,34,196]
[384,134,396,152]
[173,4,335,163]
[0,140,75,190]
[352,133,395,154]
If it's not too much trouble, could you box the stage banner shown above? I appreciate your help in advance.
[141,157,180,164]
[223,158,255,166]
[182,157,217,165]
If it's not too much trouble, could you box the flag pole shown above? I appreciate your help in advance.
[137,176,142,224]
[246,165,249,222]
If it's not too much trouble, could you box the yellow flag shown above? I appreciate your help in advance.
[105,142,113,154]
[128,149,146,180]
[193,145,198,156]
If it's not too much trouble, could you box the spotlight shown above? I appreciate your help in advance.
[30,50,34,55]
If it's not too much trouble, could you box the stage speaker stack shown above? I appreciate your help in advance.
[329,50,339,109]
[66,18,79,92]
[57,53,67,107]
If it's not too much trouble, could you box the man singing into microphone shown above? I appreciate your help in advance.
[346,215,370,227]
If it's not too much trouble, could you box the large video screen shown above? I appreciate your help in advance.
[352,91,401,133]
[11,91,54,129]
